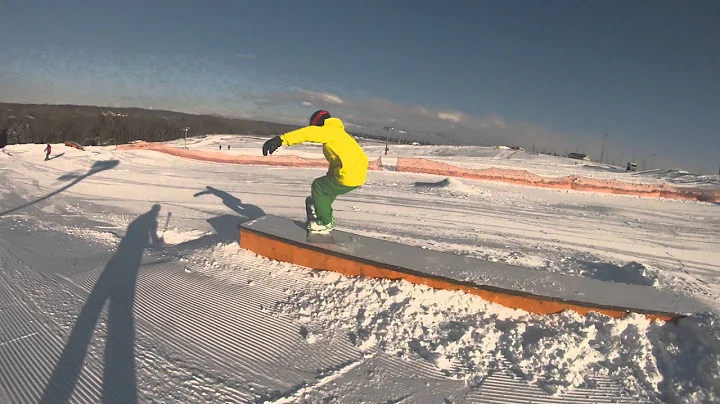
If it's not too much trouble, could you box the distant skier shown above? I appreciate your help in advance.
[44,144,51,161]
[262,110,369,233]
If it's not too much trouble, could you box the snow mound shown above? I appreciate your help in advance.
[65,228,119,246]
[575,261,660,288]
[414,177,483,197]
[161,228,210,245]
[61,227,210,248]
[277,271,720,401]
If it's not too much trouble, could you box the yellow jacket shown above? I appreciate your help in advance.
[281,118,369,187]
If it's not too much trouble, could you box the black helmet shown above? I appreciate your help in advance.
[309,110,331,126]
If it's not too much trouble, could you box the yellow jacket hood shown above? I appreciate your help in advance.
[323,117,345,130]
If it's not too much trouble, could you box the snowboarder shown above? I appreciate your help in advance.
[262,110,369,233]
[44,144,51,161]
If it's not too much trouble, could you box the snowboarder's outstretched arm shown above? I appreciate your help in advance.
[193,186,215,197]
[280,126,333,146]
[262,126,333,156]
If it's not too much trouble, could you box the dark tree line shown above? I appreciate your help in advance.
[0,102,301,147]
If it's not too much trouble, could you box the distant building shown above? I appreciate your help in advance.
[568,152,591,161]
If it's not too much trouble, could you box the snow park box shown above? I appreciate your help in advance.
[239,215,710,322]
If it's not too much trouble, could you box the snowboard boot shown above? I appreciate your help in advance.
[305,196,316,223]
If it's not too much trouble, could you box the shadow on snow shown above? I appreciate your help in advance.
[40,204,163,404]
[0,159,120,217]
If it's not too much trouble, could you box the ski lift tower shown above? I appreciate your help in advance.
[183,127,190,149]
[383,126,393,155]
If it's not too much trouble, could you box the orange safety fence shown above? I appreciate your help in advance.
[64,141,85,151]
[571,176,662,197]
[396,157,720,203]
[115,142,717,202]
[396,157,575,189]
[118,141,383,171]
[660,185,719,202]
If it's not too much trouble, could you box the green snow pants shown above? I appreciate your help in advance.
[311,175,358,225]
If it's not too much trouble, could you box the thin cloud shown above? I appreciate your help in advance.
[241,87,597,152]
[237,53,258,59]
[438,112,462,123]
[297,88,344,105]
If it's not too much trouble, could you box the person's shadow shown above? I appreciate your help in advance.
[1,159,120,217]
[48,152,66,161]
[175,186,265,250]
[193,186,265,219]
[40,204,164,404]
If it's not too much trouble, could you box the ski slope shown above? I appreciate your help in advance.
[0,140,719,403]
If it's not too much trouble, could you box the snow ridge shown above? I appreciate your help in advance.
[414,177,484,197]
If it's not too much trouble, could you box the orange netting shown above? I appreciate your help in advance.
[64,141,85,151]
[396,158,574,189]
[659,185,719,202]
[118,141,383,171]
[396,157,720,203]
[571,176,662,197]
[116,143,717,202]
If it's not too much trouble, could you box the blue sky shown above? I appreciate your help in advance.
[1,0,718,173]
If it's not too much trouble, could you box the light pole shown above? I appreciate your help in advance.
[383,126,393,155]
[599,133,608,164]
[183,127,189,149]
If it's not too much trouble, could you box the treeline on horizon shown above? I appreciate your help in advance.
[0,102,306,147]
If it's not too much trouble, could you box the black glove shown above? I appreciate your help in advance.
[262,136,283,156]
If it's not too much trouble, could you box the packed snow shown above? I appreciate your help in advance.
[0,138,718,403]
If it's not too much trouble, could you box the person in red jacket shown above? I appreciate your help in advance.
[44,144,51,161]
